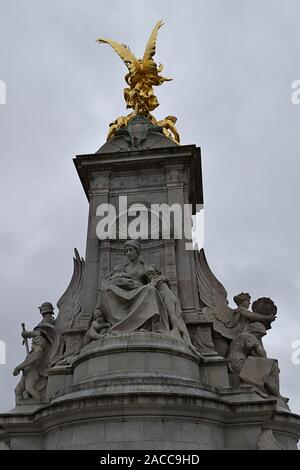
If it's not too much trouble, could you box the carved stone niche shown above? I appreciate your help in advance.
[97,238,179,305]
[187,319,218,357]
[61,328,86,359]
[95,200,180,300]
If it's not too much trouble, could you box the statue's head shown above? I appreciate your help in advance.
[145,264,162,281]
[124,240,141,261]
[248,322,267,338]
[38,302,54,316]
[92,308,105,321]
[233,292,251,308]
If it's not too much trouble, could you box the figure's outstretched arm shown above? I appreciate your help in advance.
[22,330,41,339]
[241,310,275,323]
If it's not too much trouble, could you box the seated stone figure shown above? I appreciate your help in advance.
[82,309,111,346]
[228,322,289,408]
[13,336,49,401]
[99,240,169,334]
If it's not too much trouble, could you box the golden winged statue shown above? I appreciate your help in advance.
[96,21,180,144]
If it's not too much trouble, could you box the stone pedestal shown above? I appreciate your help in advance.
[1,333,299,450]
[1,122,300,450]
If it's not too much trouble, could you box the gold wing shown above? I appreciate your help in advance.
[96,38,138,74]
[143,20,164,62]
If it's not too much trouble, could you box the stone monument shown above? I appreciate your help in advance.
[0,21,299,450]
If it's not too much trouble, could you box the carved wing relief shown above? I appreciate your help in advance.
[55,248,85,333]
[194,249,240,340]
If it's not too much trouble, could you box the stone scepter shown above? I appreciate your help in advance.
[21,323,29,355]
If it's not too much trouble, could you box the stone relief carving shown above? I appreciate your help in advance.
[53,249,85,364]
[97,116,177,153]
[82,309,111,347]
[56,248,85,331]
[109,173,166,191]
[187,323,216,355]
[83,240,202,357]
[90,175,110,191]
[99,240,171,334]
[167,169,182,183]
[140,174,166,187]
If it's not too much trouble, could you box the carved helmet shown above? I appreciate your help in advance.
[38,302,54,315]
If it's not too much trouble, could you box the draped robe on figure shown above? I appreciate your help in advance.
[100,261,170,333]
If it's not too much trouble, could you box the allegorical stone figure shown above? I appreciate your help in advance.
[228,322,289,408]
[194,249,278,357]
[13,336,49,401]
[144,264,203,358]
[14,301,64,402]
[99,240,170,334]
[21,302,64,366]
[225,293,276,332]
[82,308,111,347]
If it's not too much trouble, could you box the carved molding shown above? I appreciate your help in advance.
[257,430,285,450]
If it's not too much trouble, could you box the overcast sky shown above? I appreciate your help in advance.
[0,0,299,416]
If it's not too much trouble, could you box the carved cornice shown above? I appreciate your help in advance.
[74,145,203,212]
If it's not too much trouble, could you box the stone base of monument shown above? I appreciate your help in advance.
[47,333,228,396]
[1,333,299,450]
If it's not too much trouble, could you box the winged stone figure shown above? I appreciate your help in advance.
[96,21,180,143]
[194,249,277,357]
